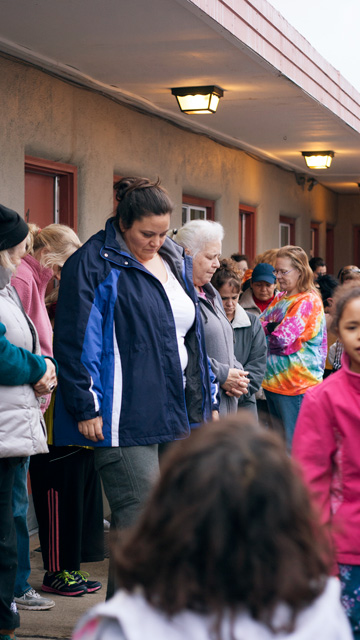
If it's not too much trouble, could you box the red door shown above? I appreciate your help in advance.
[25,156,77,230]
[25,171,55,227]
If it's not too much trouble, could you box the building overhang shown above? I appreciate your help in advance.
[1,0,360,193]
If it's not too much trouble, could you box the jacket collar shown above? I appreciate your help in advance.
[232,303,251,329]
[239,287,257,309]
[201,282,216,300]
[20,254,53,288]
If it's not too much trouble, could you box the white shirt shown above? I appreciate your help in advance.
[161,260,195,384]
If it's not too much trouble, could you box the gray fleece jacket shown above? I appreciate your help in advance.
[232,304,267,414]
[239,286,261,316]
[198,283,242,415]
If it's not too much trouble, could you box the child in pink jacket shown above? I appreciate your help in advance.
[293,283,360,639]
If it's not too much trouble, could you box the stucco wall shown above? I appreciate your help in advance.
[336,195,360,271]
[0,55,342,261]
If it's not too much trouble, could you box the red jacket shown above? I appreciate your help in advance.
[293,353,360,565]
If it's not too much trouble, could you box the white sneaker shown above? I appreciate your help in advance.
[14,588,55,610]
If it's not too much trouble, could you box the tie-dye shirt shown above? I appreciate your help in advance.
[260,290,327,396]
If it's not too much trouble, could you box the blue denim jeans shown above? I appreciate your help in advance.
[0,457,22,630]
[264,390,304,450]
[94,444,159,599]
[12,457,31,597]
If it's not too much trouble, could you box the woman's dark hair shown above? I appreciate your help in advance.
[114,177,173,230]
[231,252,248,264]
[211,259,242,293]
[309,256,326,272]
[115,417,331,636]
[331,283,360,332]
[316,274,338,307]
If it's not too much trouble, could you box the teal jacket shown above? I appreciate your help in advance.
[0,321,46,385]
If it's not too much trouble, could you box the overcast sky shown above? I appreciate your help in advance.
[267,0,360,92]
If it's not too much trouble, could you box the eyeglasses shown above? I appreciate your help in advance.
[273,269,295,277]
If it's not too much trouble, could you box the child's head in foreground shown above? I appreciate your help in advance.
[115,416,331,634]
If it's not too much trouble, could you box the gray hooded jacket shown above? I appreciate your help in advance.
[232,304,267,413]
[198,283,242,415]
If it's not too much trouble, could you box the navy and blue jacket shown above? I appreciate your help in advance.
[53,218,218,447]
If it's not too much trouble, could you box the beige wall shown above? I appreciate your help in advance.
[0,55,353,265]
[336,195,360,272]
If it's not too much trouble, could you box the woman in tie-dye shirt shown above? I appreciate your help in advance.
[260,246,327,449]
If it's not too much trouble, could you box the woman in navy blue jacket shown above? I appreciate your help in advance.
[53,177,218,598]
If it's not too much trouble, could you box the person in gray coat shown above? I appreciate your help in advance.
[212,261,267,417]
[172,221,249,415]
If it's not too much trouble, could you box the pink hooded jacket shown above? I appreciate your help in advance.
[293,352,360,565]
[12,254,53,356]
[12,254,54,413]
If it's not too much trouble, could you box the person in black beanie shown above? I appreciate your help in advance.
[0,204,57,640]
[0,205,29,252]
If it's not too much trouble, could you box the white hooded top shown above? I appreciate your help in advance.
[73,577,351,640]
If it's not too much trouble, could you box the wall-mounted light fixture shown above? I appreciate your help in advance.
[302,151,334,169]
[295,173,306,188]
[171,85,224,114]
[307,177,318,192]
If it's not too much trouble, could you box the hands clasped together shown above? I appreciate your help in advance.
[222,368,249,398]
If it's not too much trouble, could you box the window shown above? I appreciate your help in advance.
[182,203,207,225]
[279,223,290,247]
[239,205,256,262]
[279,216,295,246]
[326,225,334,274]
[182,195,215,225]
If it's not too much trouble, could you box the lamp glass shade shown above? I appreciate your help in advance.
[172,86,223,114]
[302,151,334,169]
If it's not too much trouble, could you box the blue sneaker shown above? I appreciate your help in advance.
[42,570,87,596]
[70,571,102,593]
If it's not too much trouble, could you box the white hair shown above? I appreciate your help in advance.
[171,219,224,257]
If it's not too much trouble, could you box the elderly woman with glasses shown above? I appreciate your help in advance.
[172,220,249,415]
[260,245,327,449]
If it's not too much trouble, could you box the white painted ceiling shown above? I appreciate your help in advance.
[1,0,360,193]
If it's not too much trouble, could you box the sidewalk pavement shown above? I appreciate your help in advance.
[17,534,109,640]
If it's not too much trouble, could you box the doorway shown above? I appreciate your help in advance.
[25,156,77,229]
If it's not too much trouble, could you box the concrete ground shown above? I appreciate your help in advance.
[17,534,109,640]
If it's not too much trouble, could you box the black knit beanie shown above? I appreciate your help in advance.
[0,204,29,251]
